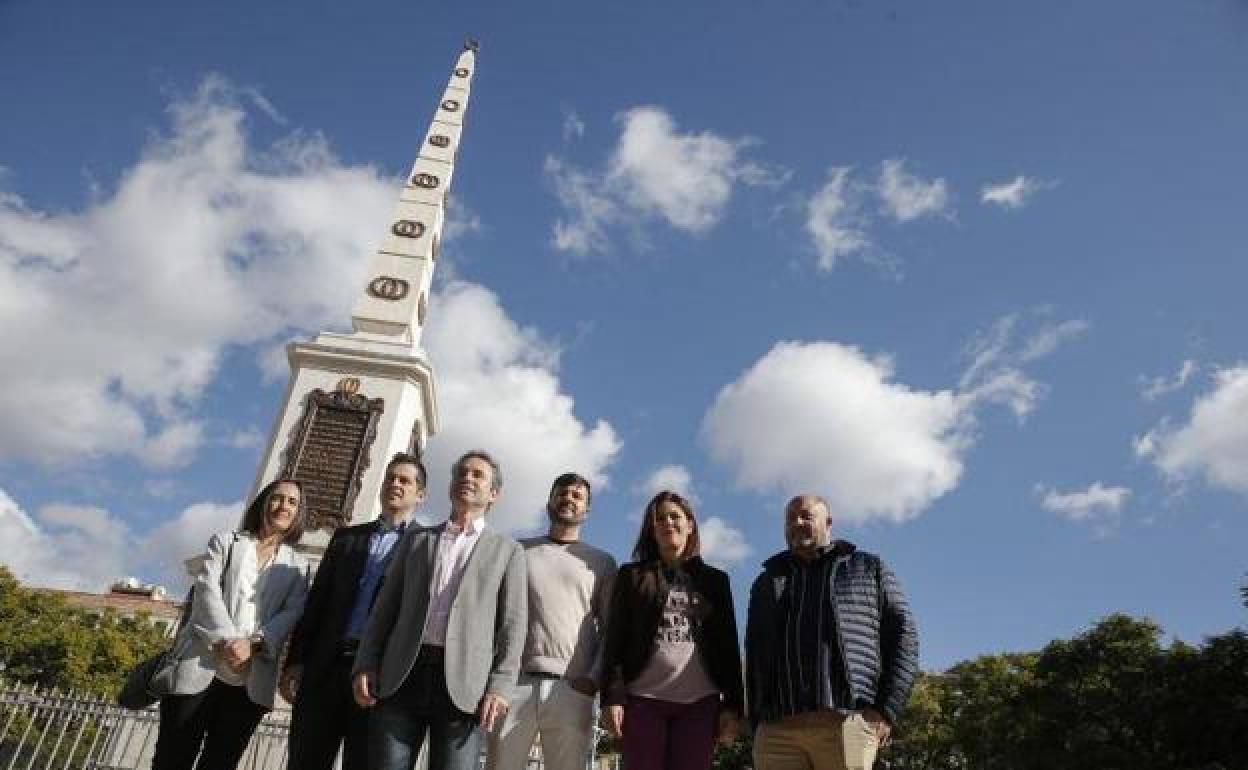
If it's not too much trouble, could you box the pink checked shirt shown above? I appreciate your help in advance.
[420,515,486,647]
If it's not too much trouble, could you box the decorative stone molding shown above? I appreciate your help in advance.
[391,219,425,238]
[411,172,440,189]
[367,276,410,301]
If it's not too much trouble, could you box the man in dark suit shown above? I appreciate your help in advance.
[281,452,428,770]
[352,449,527,770]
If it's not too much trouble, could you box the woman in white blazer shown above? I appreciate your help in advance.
[151,479,311,770]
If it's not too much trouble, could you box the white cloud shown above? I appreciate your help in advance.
[0,491,121,590]
[702,313,1084,523]
[1020,319,1090,362]
[225,426,265,450]
[699,516,751,566]
[638,464,697,502]
[145,500,243,583]
[1135,365,1248,495]
[443,194,483,243]
[803,161,952,273]
[138,420,206,469]
[0,75,397,467]
[421,281,621,533]
[805,168,871,272]
[960,313,1088,420]
[546,156,619,256]
[0,486,238,590]
[1036,481,1131,521]
[1140,359,1197,401]
[980,175,1055,210]
[876,159,950,222]
[545,106,787,255]
[562,110,586,142]
[702,342,968,523]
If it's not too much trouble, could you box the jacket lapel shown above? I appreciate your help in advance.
[220,533,246,618]
[420,522,444,580]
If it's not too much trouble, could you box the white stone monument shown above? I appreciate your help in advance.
[248,42,479,559]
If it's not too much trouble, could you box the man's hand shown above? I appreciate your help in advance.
[279,665,302,703]
[216,638,253,670]
[478,693,509,733]
[716,710,741,746]
[862,707,892,745]
[601,704,624,740]
[567,676,598,697]
[352,670,378,708]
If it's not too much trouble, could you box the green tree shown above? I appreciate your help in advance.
[1015,613,1170,770]
[1158,629,1248,770]
[713,734,752,770]
[0,565,170,696]
[885,613,1248,770]
[887,653,1035,770]
[885,672,960,770]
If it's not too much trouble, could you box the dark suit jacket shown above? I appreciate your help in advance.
[285,520,382,687]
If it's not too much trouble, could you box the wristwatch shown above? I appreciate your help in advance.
[249,630,266,653]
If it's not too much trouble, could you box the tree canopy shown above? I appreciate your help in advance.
[886,614,1248,770]
[0,565,170,696]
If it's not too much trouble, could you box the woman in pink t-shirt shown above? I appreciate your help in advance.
[600,490,744,770]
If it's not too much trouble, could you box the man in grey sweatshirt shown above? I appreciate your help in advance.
[485,472,618,770]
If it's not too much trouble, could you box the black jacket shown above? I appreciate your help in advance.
[745,540,918,727]
[601,556,744,715]
[284,520,382,686]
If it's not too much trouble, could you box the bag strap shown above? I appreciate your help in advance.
[172,532,240,637]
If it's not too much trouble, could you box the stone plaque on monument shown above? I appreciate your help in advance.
[281,383,384,532]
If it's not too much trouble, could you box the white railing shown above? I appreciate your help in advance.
[0,679,289,770]
[1,679,619,770]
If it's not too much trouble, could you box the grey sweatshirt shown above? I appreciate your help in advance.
[520,536,617,681]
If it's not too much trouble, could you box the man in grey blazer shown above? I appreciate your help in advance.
[353,449,527,770]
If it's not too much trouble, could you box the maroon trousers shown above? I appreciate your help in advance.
[621,694,719,770]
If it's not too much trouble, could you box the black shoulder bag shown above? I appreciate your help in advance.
[117,533,237,709]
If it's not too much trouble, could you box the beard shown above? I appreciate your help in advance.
[787,530,817,549]
[548,502,585,525]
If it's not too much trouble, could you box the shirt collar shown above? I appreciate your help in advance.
[378,515,411,535]
[444,515,486,536]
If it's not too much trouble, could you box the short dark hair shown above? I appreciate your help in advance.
[387,452,427,487]
[454,449,503,493]
[240,478,307,545]
[632,490,701,563]
[549,472,592,504]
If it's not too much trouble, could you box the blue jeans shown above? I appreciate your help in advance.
[368,651,481,770]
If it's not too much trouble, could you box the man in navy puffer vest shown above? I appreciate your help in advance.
[745,494,918,770]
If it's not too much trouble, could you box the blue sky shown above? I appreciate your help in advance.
[2,0,1247,670]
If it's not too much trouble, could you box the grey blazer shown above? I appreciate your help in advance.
[353,522,527,714]
[163,531,310,709]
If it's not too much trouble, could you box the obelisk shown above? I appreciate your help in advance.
[248,42,479,557]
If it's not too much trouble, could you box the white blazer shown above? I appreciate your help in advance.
[164,530,310,708]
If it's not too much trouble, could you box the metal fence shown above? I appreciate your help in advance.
[1,680,621,770]
[0,679,290,770]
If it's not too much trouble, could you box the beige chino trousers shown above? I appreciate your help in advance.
[753,711,881,770]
